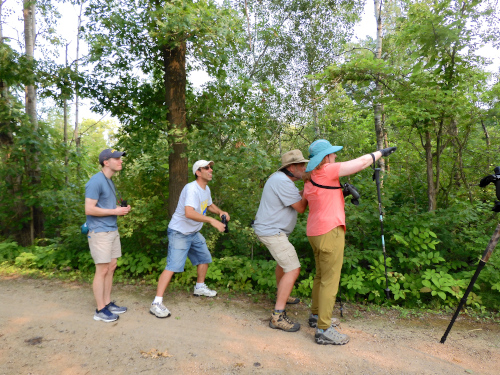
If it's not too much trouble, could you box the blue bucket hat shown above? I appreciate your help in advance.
[305,139,343,172]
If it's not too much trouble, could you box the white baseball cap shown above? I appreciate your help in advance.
[192,160,214,175]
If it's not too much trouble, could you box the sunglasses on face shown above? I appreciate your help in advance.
[199,165,213,171]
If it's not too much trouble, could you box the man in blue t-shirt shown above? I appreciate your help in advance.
[85,148,131,322]
[149,159,230,318]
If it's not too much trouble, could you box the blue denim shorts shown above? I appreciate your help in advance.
[166,228,212,272]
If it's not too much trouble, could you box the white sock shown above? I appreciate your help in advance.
[153,296,163,304]
[195,283,205,289]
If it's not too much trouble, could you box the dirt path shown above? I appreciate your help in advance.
[0,275,499,375]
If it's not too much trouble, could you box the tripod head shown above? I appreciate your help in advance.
[479,167,500,211]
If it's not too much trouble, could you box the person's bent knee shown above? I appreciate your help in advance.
[287,267,301,278]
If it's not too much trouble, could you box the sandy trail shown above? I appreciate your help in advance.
[0,276,499,374]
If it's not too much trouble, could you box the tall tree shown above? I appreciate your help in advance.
[84,0,241,217]
[373,0,386,171]
[23,0,44,243]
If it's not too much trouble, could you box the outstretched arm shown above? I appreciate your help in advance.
[338,147,396,177]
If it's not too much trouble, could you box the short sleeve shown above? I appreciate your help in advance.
[273,179,302,207]
[85,177,102,200]
[184,184,199,209]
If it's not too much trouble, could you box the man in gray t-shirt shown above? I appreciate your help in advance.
[253,150,308,332]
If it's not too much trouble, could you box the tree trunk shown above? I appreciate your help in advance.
[0,1,12,145]
[23,1,37,127]
[74,3,83,150]
[64,44,69,185]
[373,0,386,172]
[23,0,43,244]
[163,43,188,218]
[423,130,437,211]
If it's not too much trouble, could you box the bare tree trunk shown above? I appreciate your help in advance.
[312,106,320,137]
[480,119,490,146]
[0,0,12,145]
[480,118,490,167]
[244,0,252,51]
[423,131,437,211]
[163,43,188,218]
[74,3,83,149]
[23,0,37,127]
[64,43,69,185]
[373,0,386,171]
[23,0,43,244]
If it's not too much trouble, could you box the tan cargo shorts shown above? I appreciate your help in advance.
[257,232,300,273]
[88,230,121,264]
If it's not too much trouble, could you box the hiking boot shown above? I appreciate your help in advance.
[150,302,171,318]
[269,311,300,332]
[106,301,127,314]
[286,296,300,304]
[308,313,340,328]
[93,307,119,323]
[315,326,350,345]
[193,284,217,297]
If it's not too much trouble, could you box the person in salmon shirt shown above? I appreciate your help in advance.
[302,139,396,345]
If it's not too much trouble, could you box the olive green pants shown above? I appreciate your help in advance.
[307,226,345,330]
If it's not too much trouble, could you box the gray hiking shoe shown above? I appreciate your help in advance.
[269,311,300,332]
[308,313,340,328]
[315,326,350,345]
[93,307,119,323]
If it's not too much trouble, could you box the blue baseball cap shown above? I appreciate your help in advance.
[99,148,126,164]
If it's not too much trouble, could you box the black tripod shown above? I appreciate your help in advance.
[440,167,500,343]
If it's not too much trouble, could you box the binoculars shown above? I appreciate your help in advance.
[343,183,360,206]
[479,167,500,211]
[221,214,229,233]
[120,200,128,207]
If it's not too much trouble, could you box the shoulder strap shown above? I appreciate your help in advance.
[309,178,342,190]
[102,172,123,203]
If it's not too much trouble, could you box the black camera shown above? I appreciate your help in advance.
[343,183,360,206]
[221,214,229,233]
[120,200,128,207]
[479,167,500,212]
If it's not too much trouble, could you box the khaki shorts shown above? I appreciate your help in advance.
[88,230,122,264]
[257,233,300,273]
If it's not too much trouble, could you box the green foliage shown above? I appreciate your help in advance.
[2,0,500,315]
[0,240,21,261]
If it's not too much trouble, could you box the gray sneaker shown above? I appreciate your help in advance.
[308,313,340,328]
[315,326,350,345]
[193,284,217,297]
[150,302,171,318]
[106,301,127,314]
[93,307,119,322]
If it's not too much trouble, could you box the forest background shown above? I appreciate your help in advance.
[1,0,500,313]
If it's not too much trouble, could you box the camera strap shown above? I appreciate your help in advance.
[102,171,124,205]
[309,178,342,190]
[280,168,296,179]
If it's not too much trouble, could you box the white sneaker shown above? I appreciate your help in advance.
[150,302,171,318]
[193,284,217,297]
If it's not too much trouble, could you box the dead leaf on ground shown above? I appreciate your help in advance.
[140,348,173,359]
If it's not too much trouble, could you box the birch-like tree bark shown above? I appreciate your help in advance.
[374,0,386,171]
